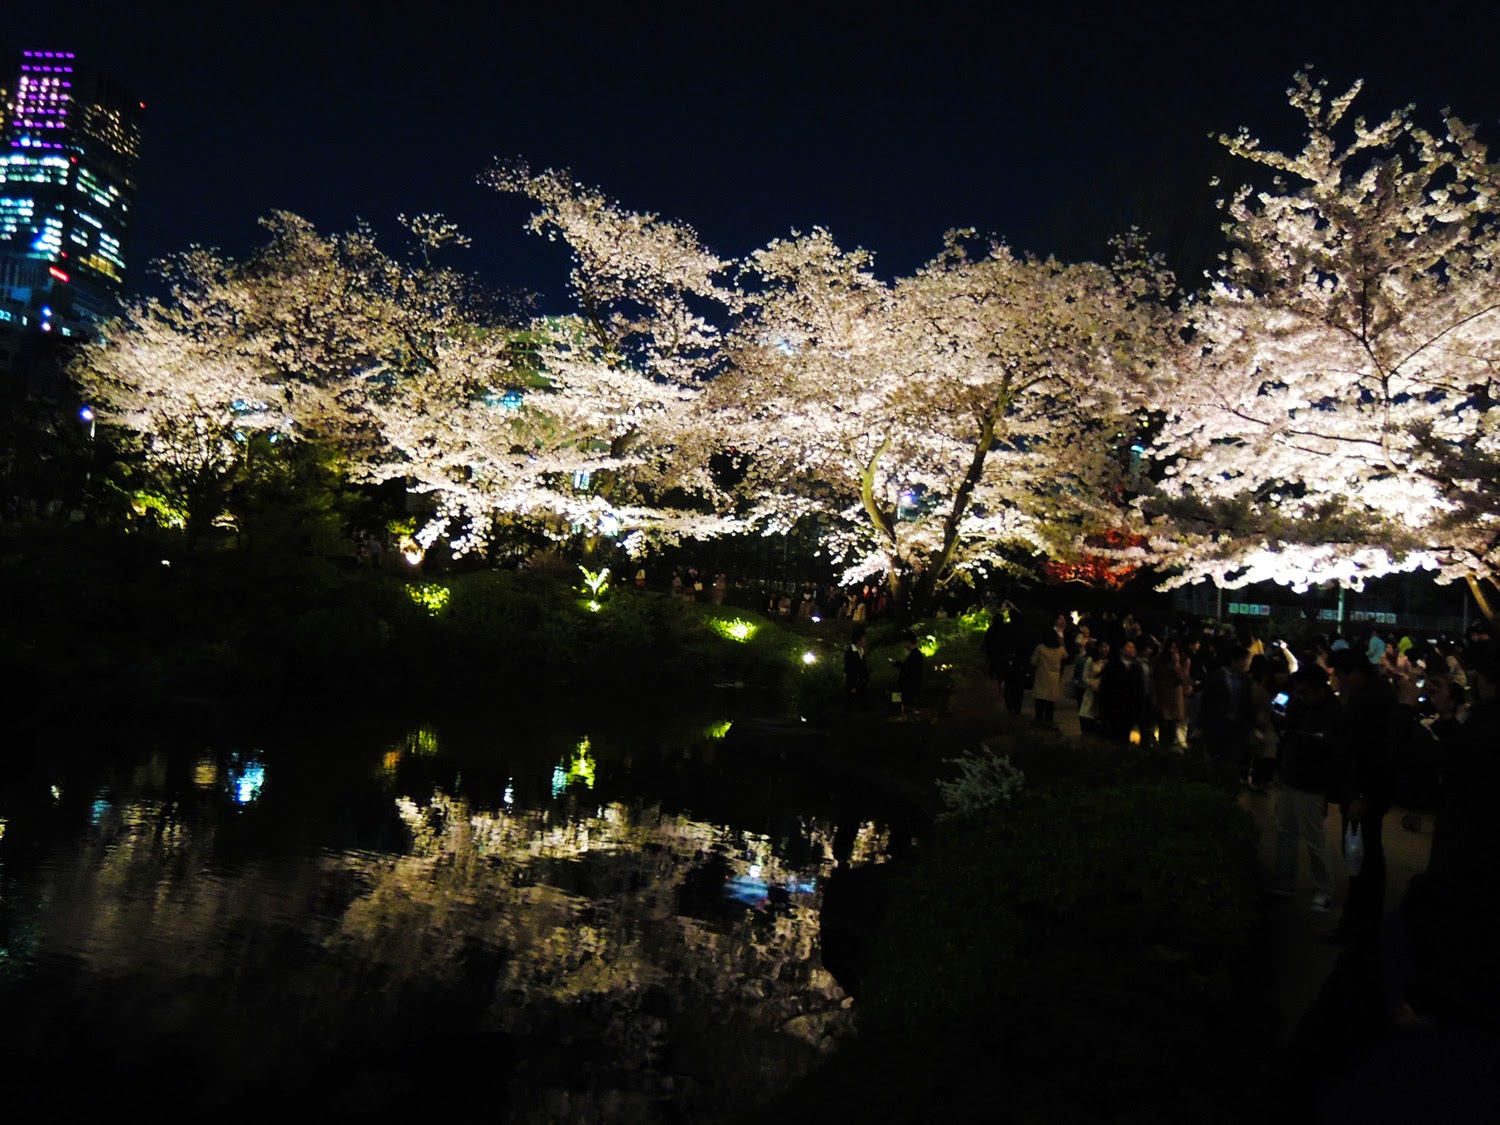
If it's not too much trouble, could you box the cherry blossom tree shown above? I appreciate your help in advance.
[473,163,742,554]
[1145,74,1500,597]
[71,246,291,545]
[707,228,1172,612]
[73,211,542,557]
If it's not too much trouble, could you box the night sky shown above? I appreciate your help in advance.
[8,1,1500,306]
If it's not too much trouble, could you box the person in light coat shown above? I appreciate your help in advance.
[1030,629,1067,724]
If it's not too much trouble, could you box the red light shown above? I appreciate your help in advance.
[49,266,69,282]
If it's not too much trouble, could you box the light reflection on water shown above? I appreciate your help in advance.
[0,710,906,1118]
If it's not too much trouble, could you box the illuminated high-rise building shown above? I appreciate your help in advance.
[0,49,143,377]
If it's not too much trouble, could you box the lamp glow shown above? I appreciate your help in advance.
[712,618,757,642]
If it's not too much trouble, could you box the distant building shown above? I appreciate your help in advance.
[0,49,143,384]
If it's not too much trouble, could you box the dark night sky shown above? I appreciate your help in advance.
[8,1,1500,305]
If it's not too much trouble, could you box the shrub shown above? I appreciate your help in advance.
[856,778,1262,1117]
[935,742,1026,818]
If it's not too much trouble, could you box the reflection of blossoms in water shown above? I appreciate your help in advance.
[4,733,902,1120]
[358,786,874,1110]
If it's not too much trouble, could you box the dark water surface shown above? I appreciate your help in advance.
[0,698,914,1119]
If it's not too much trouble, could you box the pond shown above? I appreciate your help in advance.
[0,697,920,1120]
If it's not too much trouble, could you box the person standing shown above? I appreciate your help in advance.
[1079,639,1110,735]
[1030,629,1067,724]
[1099,640,1150,743]
[1270,665,1342,913]
[1326,649,1397,945]
[895,629,924,714]
[1199,645,1252,783]
[1426,641,1499,881]
[1245,654,1281,790]
[982,609,1026,716]
[844,624,871,712]
[1153,640,1190,750]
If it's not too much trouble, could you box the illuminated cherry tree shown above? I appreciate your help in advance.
[72,246,290,542]
[708,228,1172,610]
[73,213,499,544]
[470,163,742,553]
[1146,74,1500,592]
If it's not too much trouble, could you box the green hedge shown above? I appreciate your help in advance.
[779,774,1266,1122]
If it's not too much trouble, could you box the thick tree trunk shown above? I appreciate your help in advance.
[909,413,995,618]
[885,567,913,624]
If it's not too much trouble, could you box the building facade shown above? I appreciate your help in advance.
[0,49,143,382]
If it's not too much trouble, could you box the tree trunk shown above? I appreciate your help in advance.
[885,567,913,624]
[1466,574,1497,624]
[909,413,995,618]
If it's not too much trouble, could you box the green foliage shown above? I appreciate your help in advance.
[130,489,188,529]
[577,564,610,599]
[226,436,361,557]
[707,615,758,642]
[955,604,992,633]
[411,576,812,694]
[404,582,451,616]
[857,777,1262,1117]
[785,650,846,721]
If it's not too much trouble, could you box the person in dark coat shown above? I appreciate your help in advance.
[1326,649,1397,945]
[895,629,924,713]
[1098,639,1150,743]
[844,624,871,711]
[981,608,1026,715]
[1270,664,1342,912]
[1199,644,1253,783]
[1379,641,1500,1034]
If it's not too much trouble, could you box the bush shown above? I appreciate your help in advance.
[935,742,1026,818]
[848,778,1263,1120]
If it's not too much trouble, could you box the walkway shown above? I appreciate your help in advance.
[1241,789,1432,1042]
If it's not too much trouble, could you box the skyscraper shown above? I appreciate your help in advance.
[0,49,143,378]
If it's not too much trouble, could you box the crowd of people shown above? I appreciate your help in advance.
[984,607,1500,1047]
